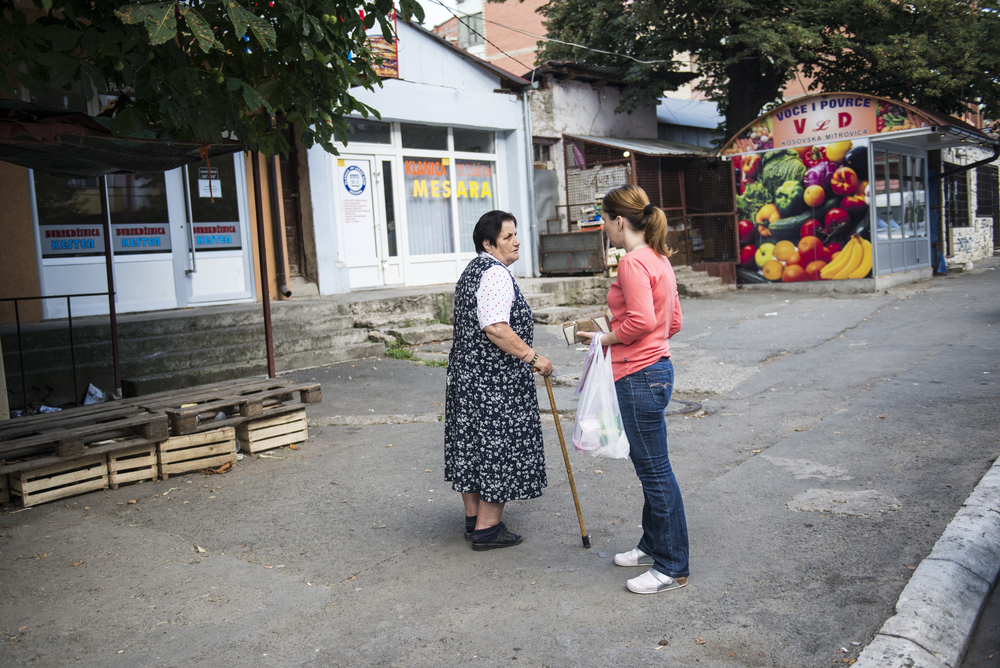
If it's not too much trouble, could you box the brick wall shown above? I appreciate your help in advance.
[483,0,547,75]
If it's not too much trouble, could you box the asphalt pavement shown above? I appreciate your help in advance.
[0,258,997,667]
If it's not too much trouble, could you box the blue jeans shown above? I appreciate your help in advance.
[615,357,690,578]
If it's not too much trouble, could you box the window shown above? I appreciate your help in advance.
[533,143,551,163]
[455,160,497,252]
[186,158,243,251]
[976,165,998,219]
[401,123,448,150]
[338,117,392,144]
[454,128,494,153]
[943,165,970,227]
[404,157,453,255]
[458,13,484,48]
[34,173,106,258]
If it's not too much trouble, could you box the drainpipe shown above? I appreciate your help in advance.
[523,85,540,277]
[268,153,293,298]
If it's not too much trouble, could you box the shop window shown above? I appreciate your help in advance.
[339,117,392,144]
[454,129,494,154]
[943,166,970,227]
[458,13,484,48]
[34,173,106,258]
[185,158,243,251]
[455,160,497,252]
[401,124,448,150]
[108,173,171,254]
[382,159,398,257]
[404,156,453,255]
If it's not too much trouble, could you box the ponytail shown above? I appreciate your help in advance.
[602,184,675,257]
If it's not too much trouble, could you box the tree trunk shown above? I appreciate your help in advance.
[724,56,786,138]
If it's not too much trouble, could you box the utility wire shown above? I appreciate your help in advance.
[422,0,695,67]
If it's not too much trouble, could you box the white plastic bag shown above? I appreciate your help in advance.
[571,336,630,459]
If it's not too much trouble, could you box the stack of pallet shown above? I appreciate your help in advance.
[0,377,321,507]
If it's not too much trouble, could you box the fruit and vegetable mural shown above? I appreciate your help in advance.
[733,139,873,283]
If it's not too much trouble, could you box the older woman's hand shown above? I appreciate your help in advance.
[533,354,554,377]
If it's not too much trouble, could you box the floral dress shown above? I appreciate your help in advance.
[444,255,546,504]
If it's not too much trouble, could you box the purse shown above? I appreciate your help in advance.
[562,314,610,345]
[571,336,630,459]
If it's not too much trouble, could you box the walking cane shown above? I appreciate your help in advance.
[541,373,591,548]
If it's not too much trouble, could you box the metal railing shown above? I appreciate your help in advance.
[1,292,114,412]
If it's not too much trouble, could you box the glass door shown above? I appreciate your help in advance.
[871,146,930,275]
[173,154,254,305]
[337,155,401,288]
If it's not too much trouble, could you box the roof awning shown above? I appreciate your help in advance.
[0,101,244,179]
[566,134,714,158]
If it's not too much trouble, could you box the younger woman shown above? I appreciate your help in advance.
[577,184,689,594]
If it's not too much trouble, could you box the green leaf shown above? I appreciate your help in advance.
[398,0,424,24]
[226,2,253,39]
[108,106,141,137]
[179,7,221,53]
[115,3,178,45]
[247,15,276,51]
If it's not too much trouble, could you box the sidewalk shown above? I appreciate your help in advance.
[0,259,997,667]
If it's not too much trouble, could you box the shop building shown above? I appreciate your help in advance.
[721,92,998,288]
[299,20,534,293]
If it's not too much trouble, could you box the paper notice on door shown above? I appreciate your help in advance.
[198,167,222,198]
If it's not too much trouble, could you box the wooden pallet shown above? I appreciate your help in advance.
[127,378,321,436]
[0,474,8,505]
[107,443,159,489]
[0,404,169,460]
[158,427,237,479]
[237,408,308,453]
[8,454,108,507]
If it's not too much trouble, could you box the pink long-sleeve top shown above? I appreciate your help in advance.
[606,247,683,382]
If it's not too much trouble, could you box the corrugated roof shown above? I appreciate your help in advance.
[656,98,724,130]
[565,134,713,157]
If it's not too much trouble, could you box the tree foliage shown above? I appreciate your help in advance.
[538,0,1000,138]
[0,0,425,155]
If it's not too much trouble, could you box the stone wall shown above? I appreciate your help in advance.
[948,217,994,265]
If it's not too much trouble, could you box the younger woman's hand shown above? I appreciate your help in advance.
[576,330,596,343]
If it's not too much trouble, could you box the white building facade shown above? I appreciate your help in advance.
[305,21,533,293]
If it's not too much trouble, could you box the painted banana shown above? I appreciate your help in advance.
[847,238,873,279]
[820,236,857,279]
[832,236,864,279]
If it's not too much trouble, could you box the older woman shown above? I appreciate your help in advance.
[444,210,553,551]
[577,184,689,594]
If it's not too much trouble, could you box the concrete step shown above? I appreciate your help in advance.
[533,306,579,325]
[275,342,386,373]
[122,361,269,397]
[523,293,556,309]
[682,282,736,297]
[287,276,320,299]
[386,324,454,345]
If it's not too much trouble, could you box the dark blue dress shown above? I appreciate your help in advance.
[444,255,546,504]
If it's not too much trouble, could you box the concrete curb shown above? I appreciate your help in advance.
[855,457,1000,668]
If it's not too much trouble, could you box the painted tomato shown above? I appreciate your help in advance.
[800,219,821,239]
[824,208,850,233]
[738,219,755,244]
[830,166,859,196]
[841,192,869,222]
[740,244,757,268]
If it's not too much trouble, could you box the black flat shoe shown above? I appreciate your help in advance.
[471,522,523,551]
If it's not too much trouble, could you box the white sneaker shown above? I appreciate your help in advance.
[614,548,654,567]
[626,569,688,594]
